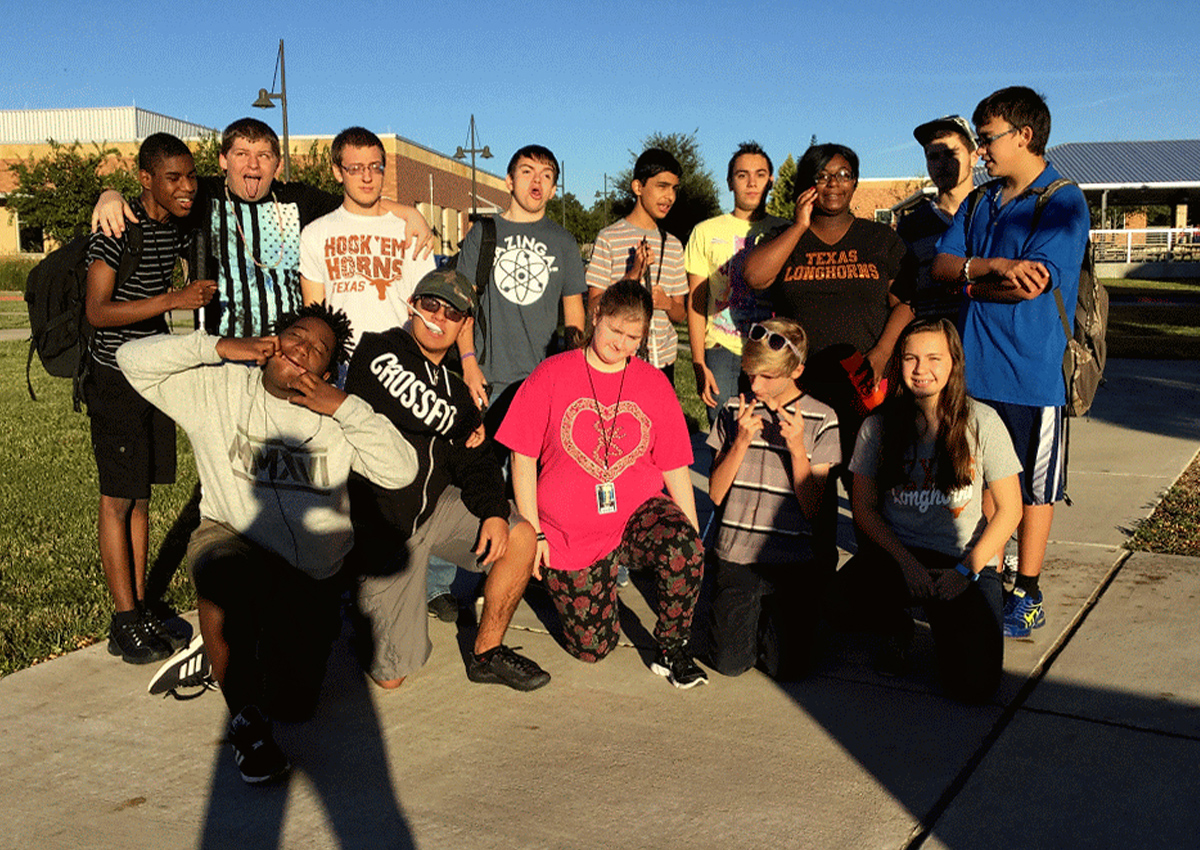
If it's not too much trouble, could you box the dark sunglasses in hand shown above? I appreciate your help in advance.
[414,295,469,323]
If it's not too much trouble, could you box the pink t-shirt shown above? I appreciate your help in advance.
[497,349,693,571]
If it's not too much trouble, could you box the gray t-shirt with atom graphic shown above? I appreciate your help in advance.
[459,215,586,391]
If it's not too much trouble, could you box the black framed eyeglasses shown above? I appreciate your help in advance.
[749,323,803,359]
[414,295,468,323]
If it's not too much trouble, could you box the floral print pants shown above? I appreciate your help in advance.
[544,496,704,662]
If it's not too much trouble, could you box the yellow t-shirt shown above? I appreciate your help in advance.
[683,213,785,355]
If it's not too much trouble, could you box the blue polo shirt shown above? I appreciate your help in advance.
[938,163,1089,407]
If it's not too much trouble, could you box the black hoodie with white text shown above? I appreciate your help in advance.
[345,328,508,553]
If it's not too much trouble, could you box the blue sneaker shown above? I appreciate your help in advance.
[1003,588,1046,637]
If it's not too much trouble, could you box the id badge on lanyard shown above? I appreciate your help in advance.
[596,481,617,515]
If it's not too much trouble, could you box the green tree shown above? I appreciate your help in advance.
[766,153,797,221]
[611,129,721,244]
[189,132,222,178]
[546,191,605,249]
[289,138,341,194]
[8,141,138,245]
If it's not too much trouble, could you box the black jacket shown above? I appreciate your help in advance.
[345,328,508,551]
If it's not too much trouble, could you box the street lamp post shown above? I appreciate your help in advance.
[252,39,291,182]
[594,173,610,227]
[453,115,492,219]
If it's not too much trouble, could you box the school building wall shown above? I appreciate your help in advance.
[0,114,508,259]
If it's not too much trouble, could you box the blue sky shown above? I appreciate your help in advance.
[4,0,1195,208]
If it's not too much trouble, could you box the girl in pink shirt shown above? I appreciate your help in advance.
[498,280,707,689]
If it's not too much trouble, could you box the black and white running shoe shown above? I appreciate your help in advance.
[148,635,216,699]
[228,705,290,785]
[650,647,709,690]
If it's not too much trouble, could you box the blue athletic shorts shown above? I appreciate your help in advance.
[985,400,1065,506]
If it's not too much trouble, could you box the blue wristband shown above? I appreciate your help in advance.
[955,562,979,582]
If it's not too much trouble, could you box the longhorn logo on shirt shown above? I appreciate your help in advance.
[322,234,408,299]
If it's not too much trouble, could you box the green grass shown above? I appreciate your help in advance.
[671,324,710,430]
[0,308,29,331]
[0,341,198,677]
[1100,277,1200,294]
[1127,450,1200,555]
[1105,281,1200,358]
[0,259,37,292]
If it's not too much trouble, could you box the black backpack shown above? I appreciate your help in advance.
[24,225,143,411]
[964,178,1106,416]
[445,214,497,365]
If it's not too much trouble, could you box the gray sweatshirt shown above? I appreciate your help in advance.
[117,331,417,579]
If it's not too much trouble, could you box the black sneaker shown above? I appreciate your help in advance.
[650,648,709,690]
[467,645,551,691]
[148,635,216,699]
[427,592,459,623]
[228,706,289,785]
[108,615,172,665]
[139,603,187,652]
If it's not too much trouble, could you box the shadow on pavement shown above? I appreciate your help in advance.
[1082,359,1200,440]
[199,621,414,850]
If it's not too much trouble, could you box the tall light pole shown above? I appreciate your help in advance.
[453,115,492,219]
[252,39,290,181]
[594,173,611,226]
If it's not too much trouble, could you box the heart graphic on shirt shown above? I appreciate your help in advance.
[560,398,651,482]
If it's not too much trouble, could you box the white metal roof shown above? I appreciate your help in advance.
[0,106,216,144]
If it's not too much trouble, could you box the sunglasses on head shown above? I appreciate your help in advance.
[414,295,469,323]
[748,323,803,360]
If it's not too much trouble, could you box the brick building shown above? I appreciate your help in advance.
[0,106,509,257]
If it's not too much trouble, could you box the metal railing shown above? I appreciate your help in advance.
[1090,227,1200,263]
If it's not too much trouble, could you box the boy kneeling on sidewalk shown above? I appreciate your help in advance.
[118,304,416,784]
[706,318,841,679]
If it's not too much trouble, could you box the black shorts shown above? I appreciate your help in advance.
[85,362,176,499]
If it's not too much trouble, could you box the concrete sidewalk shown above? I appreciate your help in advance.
[2,359,1199,849]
